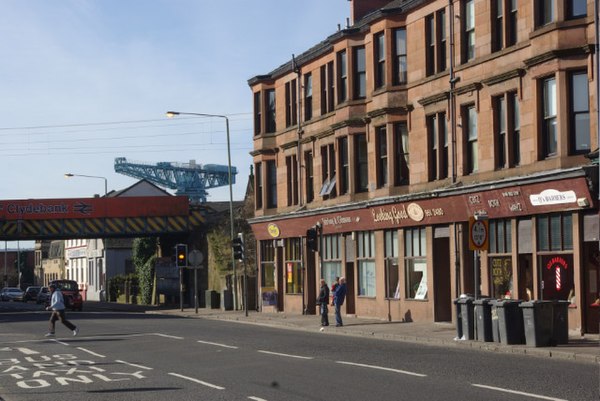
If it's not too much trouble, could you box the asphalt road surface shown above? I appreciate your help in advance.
[0,302,598,401]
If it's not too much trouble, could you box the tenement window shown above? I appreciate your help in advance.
[464,105,478,174]
[492,0,518,51]
[355,133,368,192]
[266,160,277,208]
[353,46,366,99]
[338,136,349,195]
[394,123,409,185]
[320,144,336,198]
[376,126,388,188]
[304,73,313,121]
[567,0,587,19]
[427,112,448,181]
[462,0,475,63]
[254,91,261,136]
[374,32,385,89]
[255,162,262,209]
[536,0,555,27]
[541,76,557,158]
[393,28,407,85]
[425,10,447,76]
[305,151,314,203]
[286,155,298,206]
[285,80,297,128]
[321,62,335,115]
[494,91,520,168]
[265,89,276,133]
[569,71,590,154]
[337,50,348,103]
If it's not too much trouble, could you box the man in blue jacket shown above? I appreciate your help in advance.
[45,284,78,337]
[333,277,347,327]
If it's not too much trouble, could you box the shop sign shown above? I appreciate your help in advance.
[320,215,356,227]
[267,223,280,238]
[372,203,443,225]
[541,254,573,301]
[529,189,576,206]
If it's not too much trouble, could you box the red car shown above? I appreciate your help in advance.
[47,280,83,311]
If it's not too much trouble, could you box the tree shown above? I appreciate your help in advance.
[132,237,157,304]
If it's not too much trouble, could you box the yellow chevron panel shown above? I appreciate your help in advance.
[147,217,165,232]
[22,220,42,235]
[84,219,103,235]
[3,222,17,235]
[127,217,145,233]
[168,216,187,232]
[64,220,83,234]
[105,218,124,233]
[189,210,205,226]
[43,220,61,235]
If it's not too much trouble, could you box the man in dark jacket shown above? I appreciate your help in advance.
[317,279,330,326]
[333,277,347,327]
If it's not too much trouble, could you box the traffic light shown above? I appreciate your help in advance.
[175,244,188,267]
[306,228,318,252]
[232,237,244,261]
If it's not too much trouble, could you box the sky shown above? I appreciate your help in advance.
[1,0,351,249]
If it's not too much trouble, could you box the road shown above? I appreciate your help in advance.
[0,301,598,401]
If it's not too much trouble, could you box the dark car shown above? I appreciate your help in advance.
[24,286,42,302]
[48,280,83,311]
[36,286,50,304]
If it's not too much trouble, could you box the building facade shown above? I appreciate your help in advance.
[248,0,599,334]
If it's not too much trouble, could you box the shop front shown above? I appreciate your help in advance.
[250,170,597,333]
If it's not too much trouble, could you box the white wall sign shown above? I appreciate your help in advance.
[529,189,576,206]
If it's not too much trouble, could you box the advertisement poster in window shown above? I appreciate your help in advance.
[490,257,512,299]
[414,262,428,300]
[261,287,277,306]
[540,254,574,301]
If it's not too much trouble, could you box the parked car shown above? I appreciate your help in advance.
[36,286,50,304]
[0,287,25,302]
[47,280,83,311]
[24,286,42,302]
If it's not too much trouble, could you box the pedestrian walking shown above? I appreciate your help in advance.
[45,283,78,337]
[333,277,347,327]
[317,279,329,326]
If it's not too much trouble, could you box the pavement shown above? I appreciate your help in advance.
[85,301,600,365]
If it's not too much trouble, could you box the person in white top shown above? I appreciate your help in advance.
[45,283,78,337]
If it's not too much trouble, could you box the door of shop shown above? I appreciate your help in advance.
[345,262,355,315]
[433,236,451,322]
[583,242,599,334]
[277,250,284,312]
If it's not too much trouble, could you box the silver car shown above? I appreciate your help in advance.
[0,287,25,302]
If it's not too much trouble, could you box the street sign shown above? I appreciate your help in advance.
[188,249,204,267]
[469,217,489,251]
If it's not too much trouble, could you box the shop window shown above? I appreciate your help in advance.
[322,234,342,289]
[285,79,297,128]
[537,213,573,251]
[385,230,400,299]
[357,231,376,297]
[337,49,348,103]
[489,219,513,299]
[285,238,302,294]
[394,123,409,185]
[569,71,590,154]
[260,241,277,306]
[393,27,407,85]
[405,227,427,299]
[376,126,388,188]
[374,31,385,89]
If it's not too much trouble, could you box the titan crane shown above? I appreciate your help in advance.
[114,157,237,204]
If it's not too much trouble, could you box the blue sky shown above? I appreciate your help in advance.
[1,0,350,198]
[1,0,350,248]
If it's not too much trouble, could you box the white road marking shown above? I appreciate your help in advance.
[76,347,105,358]
[257,350,313,360]
[152,333,184,340]
[15,348,38,355]
[472,384,568,401]
[335,361,427,377]
[116,360,153,370]
[168,372,225,390]
[50,339,70,346]
[248,397,268,401]
[197,340,238,349]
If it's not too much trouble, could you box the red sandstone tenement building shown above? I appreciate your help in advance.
[248,0,599,335]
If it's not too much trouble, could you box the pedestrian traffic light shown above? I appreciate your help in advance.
[175,244,188,267]
[306,228,318,252]
[232,237,244,261]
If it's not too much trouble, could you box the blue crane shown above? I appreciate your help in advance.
[114,157,237,204]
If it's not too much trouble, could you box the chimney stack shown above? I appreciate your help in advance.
[348,0,391,25]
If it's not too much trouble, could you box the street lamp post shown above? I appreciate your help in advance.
[166,111,237,310]
[64,172,108,300]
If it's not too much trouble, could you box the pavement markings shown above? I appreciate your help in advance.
[15,347,38,355]
[77,347,105,358]
[50,339,70,346]
[168,372,225,390]
[248,396,268,401]
[116,360,153,370]
[152,333,184,340]
[471,384,568,401]
[257,350,314,360]
[335,361,427,377]
[197,340,238,349]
